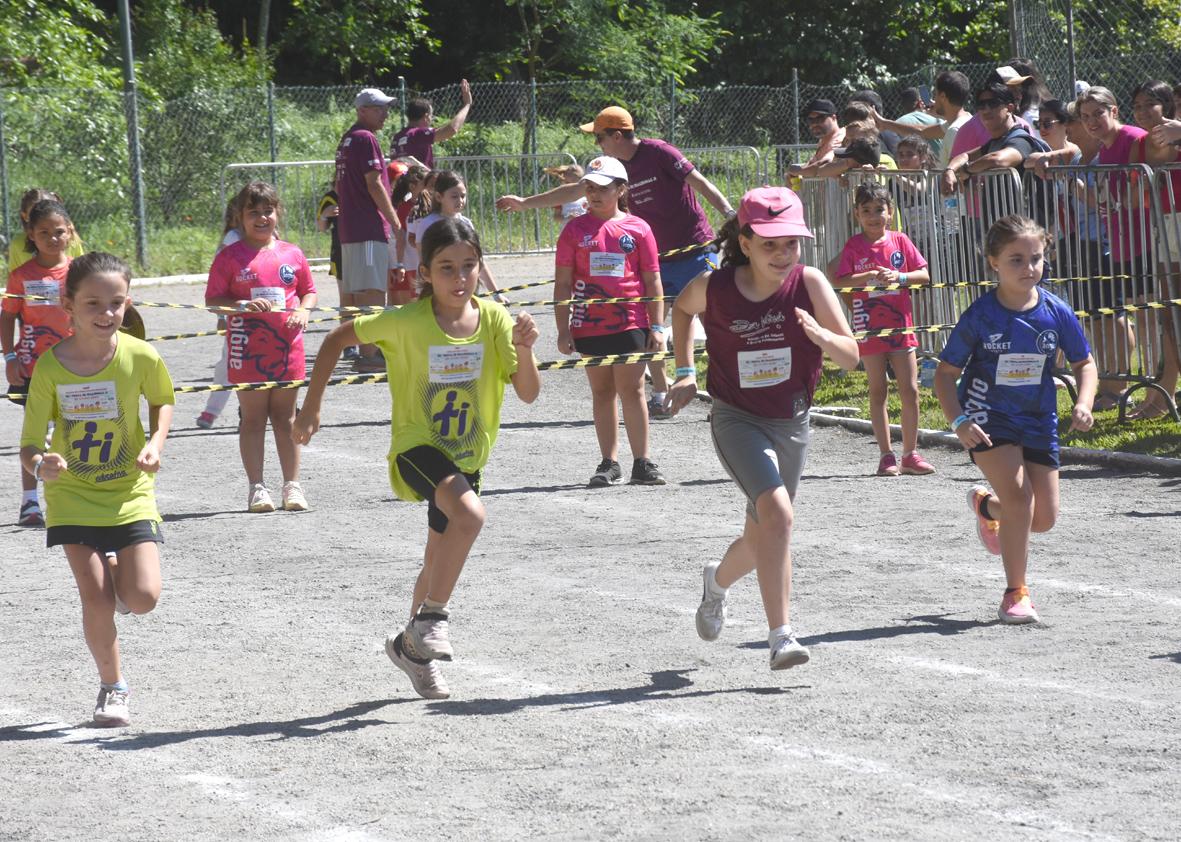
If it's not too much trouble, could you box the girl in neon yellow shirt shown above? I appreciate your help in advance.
[20,252,175,728]
[295,217,540,700]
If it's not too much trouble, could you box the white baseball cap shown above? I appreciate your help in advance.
[581,156,628,185]
[355,88,394,108]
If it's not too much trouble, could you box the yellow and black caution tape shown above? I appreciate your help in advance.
[657,238,721,260]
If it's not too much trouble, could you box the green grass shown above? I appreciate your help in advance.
[682,360,1181,459]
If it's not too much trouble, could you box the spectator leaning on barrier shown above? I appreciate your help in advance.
[949,66,1037,160]
[787,99,844,178]
[872,73,972,166]
[335,88,403,372]
[495,105,736,417]
[942,82,1048,200]
[390,80,473,171]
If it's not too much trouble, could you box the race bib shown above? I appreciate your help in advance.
[57,381,119,420]
[429,344,484,384]
[251,286,287,308]
[868,289,901,299]
[996,353,1045,387]
[589,252,627,278]
[737,347,792,389]
[24,280,60,307]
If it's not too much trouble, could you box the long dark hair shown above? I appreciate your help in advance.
[26,199,73,256]
[718,216,751,268]
[418,217,484,298]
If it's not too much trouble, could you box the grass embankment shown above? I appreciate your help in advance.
[685,360,1181,459]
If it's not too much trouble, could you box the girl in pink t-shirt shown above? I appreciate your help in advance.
[834,182,934,477]
[205,182,317,514]
[554,155,667,487]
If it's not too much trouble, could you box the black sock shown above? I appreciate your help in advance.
[979,496,995,521]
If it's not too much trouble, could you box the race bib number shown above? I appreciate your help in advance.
[588,252,626,278]
[737,347,792,389]
[57,381,119,420]
[429,344,484,384]
[996,353,1045,387]
[24,280,60,307]
[251,286,287,308]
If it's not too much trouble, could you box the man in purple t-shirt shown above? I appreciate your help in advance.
[495,105,736,414]
[335,87,402,370]
[390,79,473,170]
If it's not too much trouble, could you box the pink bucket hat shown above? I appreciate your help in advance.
[737,186,813,239]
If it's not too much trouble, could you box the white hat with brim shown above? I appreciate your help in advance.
[581,155,628,186]
[355,88,395,108]
[995,66,1032,86]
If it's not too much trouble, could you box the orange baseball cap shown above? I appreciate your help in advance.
[580,106,635,134]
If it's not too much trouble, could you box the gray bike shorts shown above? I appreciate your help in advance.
[709,398,810,521]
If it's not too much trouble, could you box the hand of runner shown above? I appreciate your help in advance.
[285,308,309,329]
[5,358,26,387]
[245,298,273,312]
[136,442,162,473]
[512,312,538,348]
[954,419,992,449]
[646,329,666,352]
[38,452,68,482]
[1069,402,1095,432]
[795,306,829,347]
[555,328,575,356]
[665,377,697,416]
[292,409,320,445]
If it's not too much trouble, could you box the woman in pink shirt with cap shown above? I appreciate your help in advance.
[665,186,859,672]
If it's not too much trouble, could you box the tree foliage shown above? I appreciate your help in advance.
[0,0,120,88]
[281,0,439,80]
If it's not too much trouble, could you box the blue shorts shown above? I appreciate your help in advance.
[968,415,1060,468]
[659,247,718,299]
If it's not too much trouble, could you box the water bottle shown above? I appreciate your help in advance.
[920,357,937,389]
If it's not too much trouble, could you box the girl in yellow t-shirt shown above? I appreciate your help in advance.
[20,252,176,728]
[294,217,540,701]
[5,188,86,273]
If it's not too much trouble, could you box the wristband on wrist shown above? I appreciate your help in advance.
[650,324,665,334]
[898,273,908,285]
[32,458,43,481]
[674,366,696,379]
[952,413,970,430]
[723,208,737,219]
[3,351,16,362]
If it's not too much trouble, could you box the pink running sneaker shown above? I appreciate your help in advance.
[900,452,936,475]
[967,485,1001,555]
[999,586,1040,624]
[876,453,901,476]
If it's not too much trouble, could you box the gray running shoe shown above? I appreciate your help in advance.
[695,561,727,641]
[405,610,453,661]
[386,634,450,700]
[630,458,666,486]
[588,459,623,488]
[93,686,130,726]
[647,396,673,420]
[769,631,810,670]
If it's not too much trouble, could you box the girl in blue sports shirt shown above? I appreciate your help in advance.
[934,215,1097,625]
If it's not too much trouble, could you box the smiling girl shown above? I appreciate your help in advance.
[205,181,317,513]
[20,252,175,727]
[935,216,1096,624]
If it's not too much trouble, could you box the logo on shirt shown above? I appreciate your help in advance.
[236,267,260,284]
[890,250,905,269]
[729,311,786,343]
[579,234,596,249]
[984,332,1012,352]
[674,158,688,172]
[618,234,636,254]
[1035,329,1059,355]
[279,264,297,285]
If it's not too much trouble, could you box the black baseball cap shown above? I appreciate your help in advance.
[804,98,836,117]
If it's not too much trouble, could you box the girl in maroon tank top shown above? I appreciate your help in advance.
[664,186,859,671]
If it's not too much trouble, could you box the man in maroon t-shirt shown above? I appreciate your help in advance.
[335,87,402,370]
[496,106,736,414]
[390,79,473,170]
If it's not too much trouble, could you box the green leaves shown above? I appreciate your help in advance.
[283,0,440,78]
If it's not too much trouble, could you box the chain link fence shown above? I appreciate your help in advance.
[2,10,1178,274]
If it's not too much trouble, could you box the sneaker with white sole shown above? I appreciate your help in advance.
[588,458,623,488]
[647,396,672,420]
[386,633,450,699]
[630,457,666,486]
[769,630,810,670]
[405,609,453,661]
[695,561,727,641]
[18,499,44,527]
[999,586,1040,624]
[282,481,309,512]
[93,686,130,726]
[248,483,275,513]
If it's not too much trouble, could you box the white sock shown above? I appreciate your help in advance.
[768,624,793,645]
[651,391,666,403]
[21,489,37,505]
[706,566,727,595]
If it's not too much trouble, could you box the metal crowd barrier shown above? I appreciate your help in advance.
[680,145,762,232]
[768,144,822,181]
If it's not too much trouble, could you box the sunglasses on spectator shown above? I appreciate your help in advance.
[1034,118,1062,129]
[805,113,831,123]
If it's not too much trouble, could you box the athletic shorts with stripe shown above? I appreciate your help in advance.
[709,398,809,520]
[395,445,482,534]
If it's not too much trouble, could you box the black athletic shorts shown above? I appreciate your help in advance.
[969,439,1060,469]
[395,445,482,534]
[6,382,28,406]
[47,519,164,553]
[573,328,648,357]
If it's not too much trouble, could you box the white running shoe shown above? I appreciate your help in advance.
[282,481,309,512]
[769,630,810,670]
[386,634,450,699]
[405,609,453,661]
[93,686,130,726]
[695,561,727,641]
[248,483,275,513]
